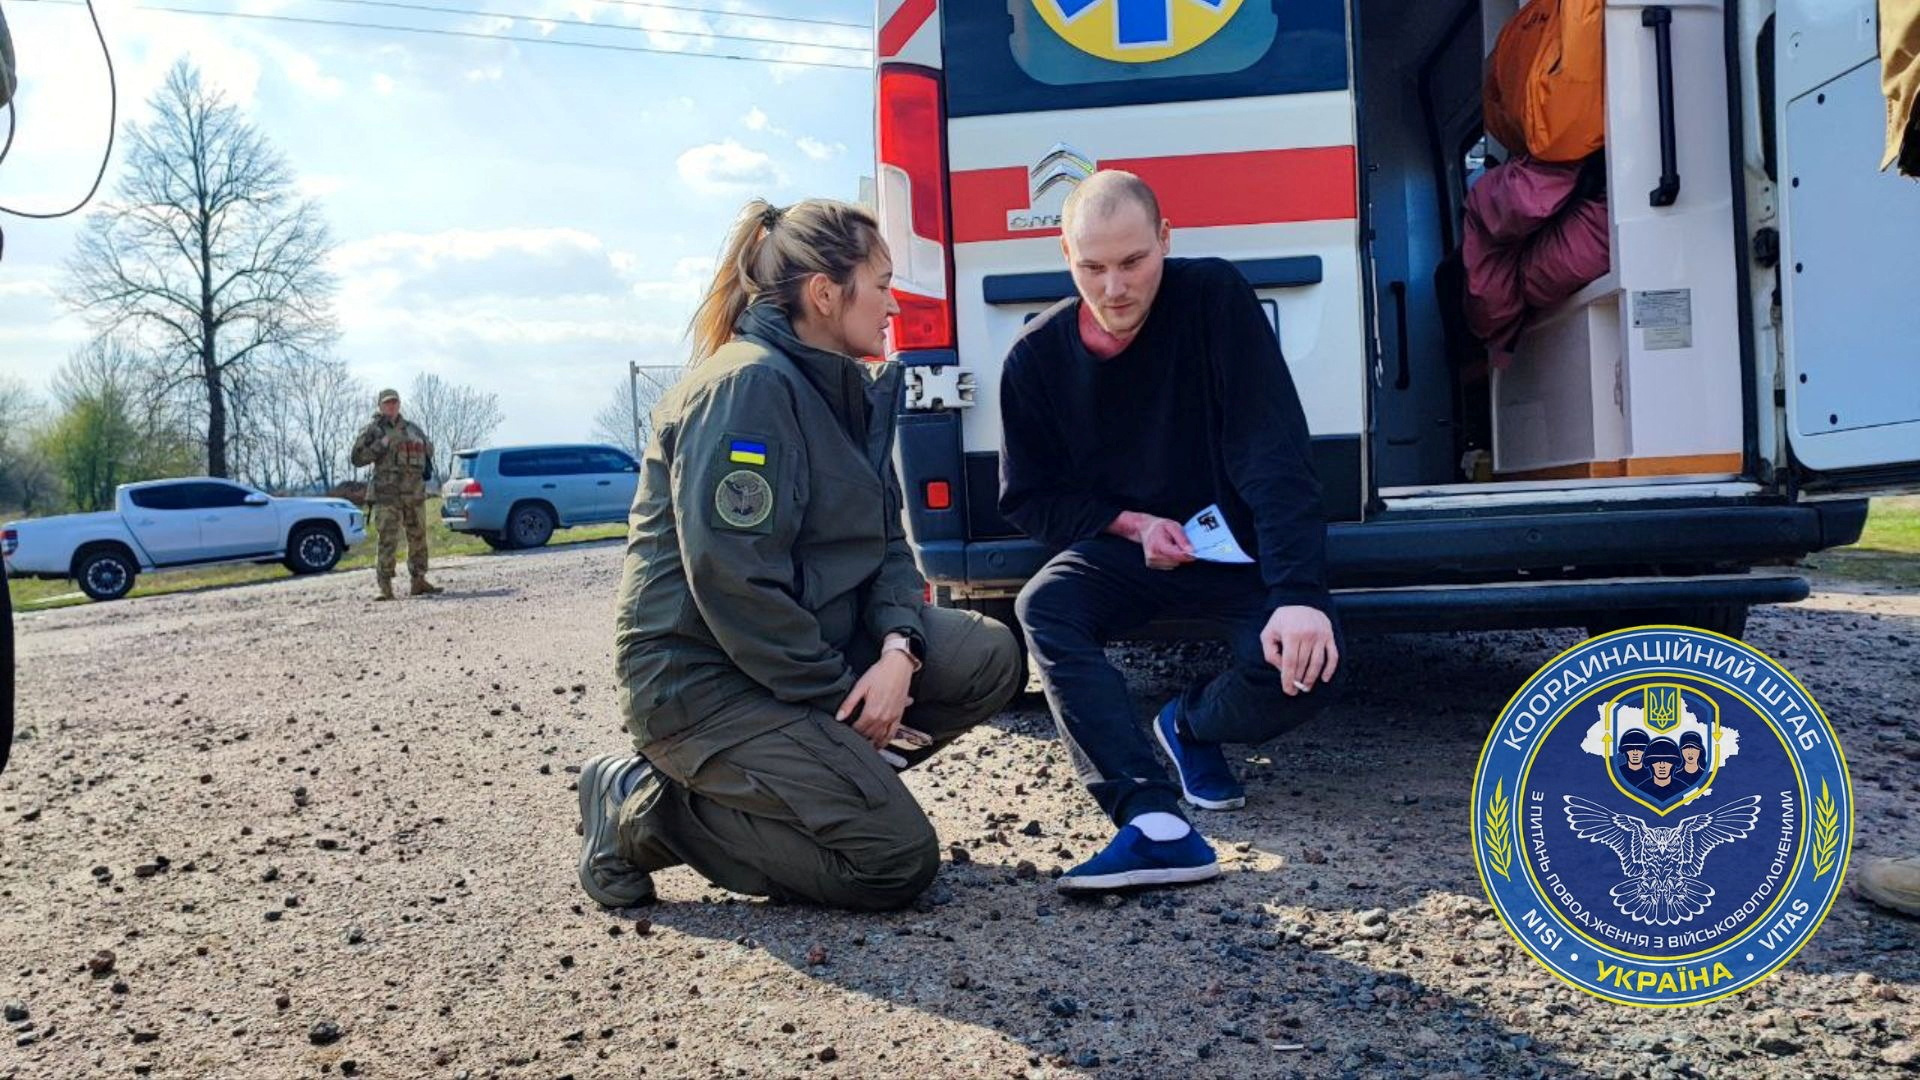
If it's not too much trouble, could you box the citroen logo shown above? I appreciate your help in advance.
[1030,143,1096,202]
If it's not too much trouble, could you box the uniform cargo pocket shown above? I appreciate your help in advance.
[775,718,898,813]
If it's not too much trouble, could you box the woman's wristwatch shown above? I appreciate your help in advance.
[882,632,924,673]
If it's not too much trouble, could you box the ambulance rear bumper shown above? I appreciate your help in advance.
[915,501,1866,604]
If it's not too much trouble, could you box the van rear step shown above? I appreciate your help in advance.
[1115,572,1805,637]
[921,501,1868,590]
[1328,572,1805,634]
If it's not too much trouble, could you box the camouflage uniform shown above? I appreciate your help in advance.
[350,404,435,597]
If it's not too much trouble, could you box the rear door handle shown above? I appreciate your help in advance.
[541,483,558,489]
[1643,7,1681,206]
[596,480,612,486]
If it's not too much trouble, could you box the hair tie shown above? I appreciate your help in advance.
[760,205,783,230]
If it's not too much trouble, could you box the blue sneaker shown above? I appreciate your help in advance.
[1153,700,1246,811]
[1056,825,1220,892]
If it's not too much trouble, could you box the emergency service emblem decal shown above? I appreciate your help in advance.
[1471,626,1852,1006]
[1033,0,1245,64]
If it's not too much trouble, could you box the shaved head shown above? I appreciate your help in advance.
[1058,171,1170,342]
[1062,170,1163,238]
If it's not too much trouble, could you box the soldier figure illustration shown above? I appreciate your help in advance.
[1616,727,1652,789]
[1635,737,1686,800]
[1676,729,1709,790]
[350,388,440,601]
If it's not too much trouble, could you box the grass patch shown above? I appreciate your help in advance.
[1804,496,1920,588]
[9,499,626,612]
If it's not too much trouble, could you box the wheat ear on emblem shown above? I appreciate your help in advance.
[1485,779,1514,880]
[1812,780,1840,879]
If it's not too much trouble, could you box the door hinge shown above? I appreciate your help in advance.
[904,366,976,411]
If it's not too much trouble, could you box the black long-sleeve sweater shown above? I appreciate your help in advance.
[997,257,1329,612]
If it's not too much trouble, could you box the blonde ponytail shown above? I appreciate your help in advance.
[685,197,884,364]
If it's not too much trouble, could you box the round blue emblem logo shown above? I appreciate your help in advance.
[1472,626,1853,1006]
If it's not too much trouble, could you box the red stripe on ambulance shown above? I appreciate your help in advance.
[950,146,1359,244]
[877,0,936,60]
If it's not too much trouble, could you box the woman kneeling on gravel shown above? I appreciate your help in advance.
[577,199,1024,912]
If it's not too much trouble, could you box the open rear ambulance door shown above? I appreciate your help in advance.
[1776,0,1920,493]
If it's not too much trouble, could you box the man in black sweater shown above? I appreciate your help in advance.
[1000,171,1344,892]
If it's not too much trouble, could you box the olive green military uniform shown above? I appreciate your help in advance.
[609,305,1023,911]
[350,403,435,597]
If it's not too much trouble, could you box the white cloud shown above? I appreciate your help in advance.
[676,139,783,194]
[332,227,612,275]
[796,136,844,162]
[326,228,689,360]
[735,108,844,165]
[372,74,398,96]
[280,50,345,99]
[464,66,505,83]
[630,255,715,305]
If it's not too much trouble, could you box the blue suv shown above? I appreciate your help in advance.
[441,444,639,549]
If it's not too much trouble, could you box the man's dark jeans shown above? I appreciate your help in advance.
[1015,535,1346,825]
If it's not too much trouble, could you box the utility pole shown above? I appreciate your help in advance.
[628,360,642,458]
[626,363,681,458]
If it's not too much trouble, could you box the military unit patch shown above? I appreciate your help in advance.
[715,469,774,530]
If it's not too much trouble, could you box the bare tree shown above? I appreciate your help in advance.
[282,355,366,492]
[225,364,302,492]
[590,367,677,458]
[405,373,503,478]
[65,60,337,479]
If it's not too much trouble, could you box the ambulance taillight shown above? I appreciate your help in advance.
[876,65,954,354]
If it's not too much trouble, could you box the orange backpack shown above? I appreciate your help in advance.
[1485,0,1607,163]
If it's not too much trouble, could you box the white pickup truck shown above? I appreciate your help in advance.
[2,477,367,602]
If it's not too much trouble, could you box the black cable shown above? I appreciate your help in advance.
[584,0,866,31]
[9,0,871,69]
[304,0,867,53]
[0,99,14,168]
[0,0,115,219]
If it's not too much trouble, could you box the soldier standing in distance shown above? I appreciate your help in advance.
[350,388,440,600]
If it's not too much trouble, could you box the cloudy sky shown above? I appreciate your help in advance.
[0,0,872,444]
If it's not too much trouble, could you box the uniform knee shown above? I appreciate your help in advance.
[836,831,940,912]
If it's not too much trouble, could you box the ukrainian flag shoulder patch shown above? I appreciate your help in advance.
[728,439,768,466]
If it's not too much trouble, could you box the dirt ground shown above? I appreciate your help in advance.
[2,542,1916,1080]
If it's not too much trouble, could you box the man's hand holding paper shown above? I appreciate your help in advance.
[1181,504,1254,564]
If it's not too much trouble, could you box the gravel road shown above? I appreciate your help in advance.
[3,542,1916,1079]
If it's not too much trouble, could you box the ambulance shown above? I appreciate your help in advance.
[872,0,1919,642]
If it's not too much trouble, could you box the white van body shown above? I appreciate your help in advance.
[874,0,1919,638]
